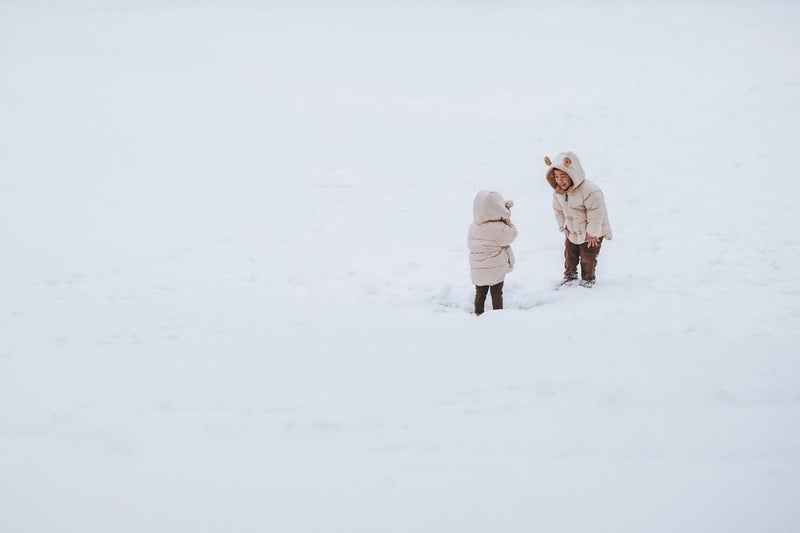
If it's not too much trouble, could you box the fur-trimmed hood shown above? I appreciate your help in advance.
[545,151,586,194]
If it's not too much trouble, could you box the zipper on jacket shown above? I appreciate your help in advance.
[565,192,568,202]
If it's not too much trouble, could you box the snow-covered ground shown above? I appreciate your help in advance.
[2,1,799,531]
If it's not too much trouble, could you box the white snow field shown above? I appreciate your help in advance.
[2,1,799,531]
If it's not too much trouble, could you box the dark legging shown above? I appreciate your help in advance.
[474,281,504,315]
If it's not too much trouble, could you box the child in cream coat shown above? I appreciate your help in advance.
[468,190,517,315]
[545,151,612,287]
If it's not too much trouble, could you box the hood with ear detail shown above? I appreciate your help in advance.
[472,189,511,224]
[545,151,586,193]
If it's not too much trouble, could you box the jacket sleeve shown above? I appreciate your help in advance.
[585,190,607,237]
[495,221,518,246]
[552,195,566,231]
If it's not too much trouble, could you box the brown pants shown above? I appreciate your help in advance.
[564,237,603,281]
[474,281,504,315]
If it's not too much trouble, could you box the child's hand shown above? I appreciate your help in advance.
[586,235,600,248]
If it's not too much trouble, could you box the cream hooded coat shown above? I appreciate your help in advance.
[545,151,613,245]
[468,190,517,286]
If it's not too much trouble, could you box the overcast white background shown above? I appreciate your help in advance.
[2,1,799,532]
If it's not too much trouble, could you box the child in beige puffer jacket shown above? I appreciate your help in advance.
[545,151,612,287]
[468,190,517,315]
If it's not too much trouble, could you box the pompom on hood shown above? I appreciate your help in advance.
[545,151,586,193]
[473,189,512,224]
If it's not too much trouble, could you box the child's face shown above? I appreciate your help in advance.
[553,169,573,190]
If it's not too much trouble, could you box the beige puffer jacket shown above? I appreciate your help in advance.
[468,190,517,286]
[545,151,613,245]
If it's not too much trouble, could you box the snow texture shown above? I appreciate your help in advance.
[1,1,799,532]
